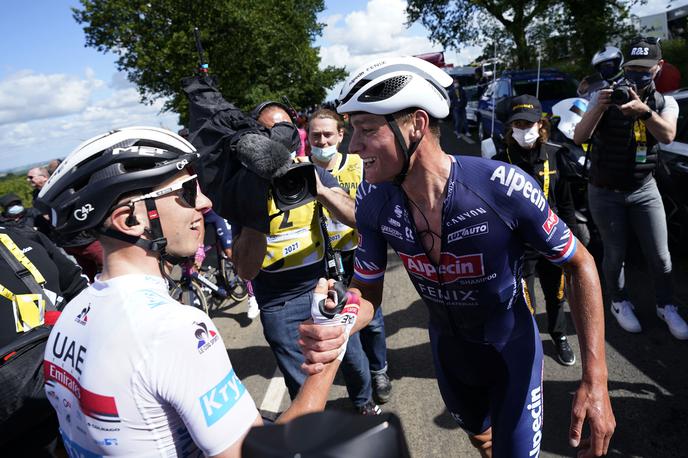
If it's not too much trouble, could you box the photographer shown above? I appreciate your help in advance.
[232,102,383,416]
[573,37,687,340]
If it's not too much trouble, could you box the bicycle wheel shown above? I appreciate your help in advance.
[170,278,209,314]
[221,258,248,301]
[199,267,231,311]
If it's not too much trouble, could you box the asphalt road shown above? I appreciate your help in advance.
[210,124,688,457]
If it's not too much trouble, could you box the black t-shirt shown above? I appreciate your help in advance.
[0,227,87,348]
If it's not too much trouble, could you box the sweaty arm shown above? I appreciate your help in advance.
[231,226,266,280]
[315,167,356,227]
[299,184,388,373]
[506,166,615,456]
[561,247,615,456]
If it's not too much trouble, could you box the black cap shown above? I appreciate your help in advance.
[250,101,292,120]
[623,37,662,68]
[506,95,542,124]
[0,193,21,209]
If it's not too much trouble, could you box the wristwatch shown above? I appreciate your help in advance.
[639,109,653,121]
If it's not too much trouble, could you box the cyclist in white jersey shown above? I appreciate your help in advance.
[37,127,364,457]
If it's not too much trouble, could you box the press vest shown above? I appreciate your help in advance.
[590,89,665,190]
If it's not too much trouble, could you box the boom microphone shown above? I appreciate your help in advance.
[236,134,293,179]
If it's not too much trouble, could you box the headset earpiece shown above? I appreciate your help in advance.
[125,204,139,227]
[125,213,140,227]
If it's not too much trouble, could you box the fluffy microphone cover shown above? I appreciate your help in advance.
[236,134,292,179]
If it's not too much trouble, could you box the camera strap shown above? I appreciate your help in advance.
[316,203,345,282]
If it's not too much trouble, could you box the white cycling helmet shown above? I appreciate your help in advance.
[336,56,453,118]
[591,46,623,68]
[336,57,453,184]
[552,98,588,141]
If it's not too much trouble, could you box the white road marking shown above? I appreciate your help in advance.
[460,134,476,145]
[259,367,287,416]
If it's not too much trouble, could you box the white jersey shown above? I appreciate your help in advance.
[43,274,258,457]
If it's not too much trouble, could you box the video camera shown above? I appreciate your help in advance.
[185,28,318,229]
[610,78,636,105]
[272,162,317,212]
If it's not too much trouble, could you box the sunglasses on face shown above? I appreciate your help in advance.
[130,174,199,208]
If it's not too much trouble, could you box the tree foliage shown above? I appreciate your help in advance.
[0,175,34,207]
[73,0,346,124]
[407,0,640,75]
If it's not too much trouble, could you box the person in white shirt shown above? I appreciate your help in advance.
[38,127,365,457]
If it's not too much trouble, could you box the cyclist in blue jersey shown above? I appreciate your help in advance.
[299,57,615,457]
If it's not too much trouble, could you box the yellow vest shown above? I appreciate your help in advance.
[262,189,324,272]
[322,153,363,252]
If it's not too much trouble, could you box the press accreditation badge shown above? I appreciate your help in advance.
[635,145,647,163]
[12,294,46,332]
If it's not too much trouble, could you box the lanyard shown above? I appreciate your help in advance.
[506,150,551,199]
[0,234,46,285]
[633,120,647,145]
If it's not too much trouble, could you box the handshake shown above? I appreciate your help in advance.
[303,278,362,370]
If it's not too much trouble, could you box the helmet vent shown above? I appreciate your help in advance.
[89,163,125,184]
[359,75,411,102]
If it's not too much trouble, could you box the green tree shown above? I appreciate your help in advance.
[406,0,640,73]
[73,0,346,124]
[0,174,34,207]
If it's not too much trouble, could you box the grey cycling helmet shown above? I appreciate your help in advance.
[592,46,623,68]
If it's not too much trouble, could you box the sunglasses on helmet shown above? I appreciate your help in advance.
[130,174,198,208]
[632,36,661,45]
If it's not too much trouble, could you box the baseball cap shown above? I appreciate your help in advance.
[623,36,662,68]
[506,95,542,124]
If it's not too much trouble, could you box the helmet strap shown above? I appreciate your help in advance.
[98,198,174,261]
[385,114,421,186]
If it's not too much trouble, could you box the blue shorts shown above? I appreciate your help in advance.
[430,315,544,457]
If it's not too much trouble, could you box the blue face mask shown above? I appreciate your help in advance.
[624,70,654,88]
[310,144,338,162]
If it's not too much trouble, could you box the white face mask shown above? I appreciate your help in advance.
[512,123,540,149]
[310,144,338,162]
[6,204,24,216]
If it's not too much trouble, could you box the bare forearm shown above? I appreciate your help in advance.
[573,107,605,145]
[277,358,341,424]
[643,113,676,144]
[564,246,608,382]
[233,227,266,280]
[347,278,382,334]
[317,187,355,227]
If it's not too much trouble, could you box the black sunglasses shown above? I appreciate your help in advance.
[632,36,661,45]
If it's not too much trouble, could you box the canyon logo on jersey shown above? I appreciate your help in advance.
[398,252,484,283]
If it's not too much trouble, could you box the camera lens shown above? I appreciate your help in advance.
[274,175,308,205]
[611,87,630,105]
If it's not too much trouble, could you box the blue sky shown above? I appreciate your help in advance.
[0,0,681,171]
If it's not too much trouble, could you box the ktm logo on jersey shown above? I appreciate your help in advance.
[398,252,484,283]
[542,208,559,235]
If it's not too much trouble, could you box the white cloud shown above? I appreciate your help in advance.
[0,69,104,125]
[318,0,482,100]
[0,71,179,170]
